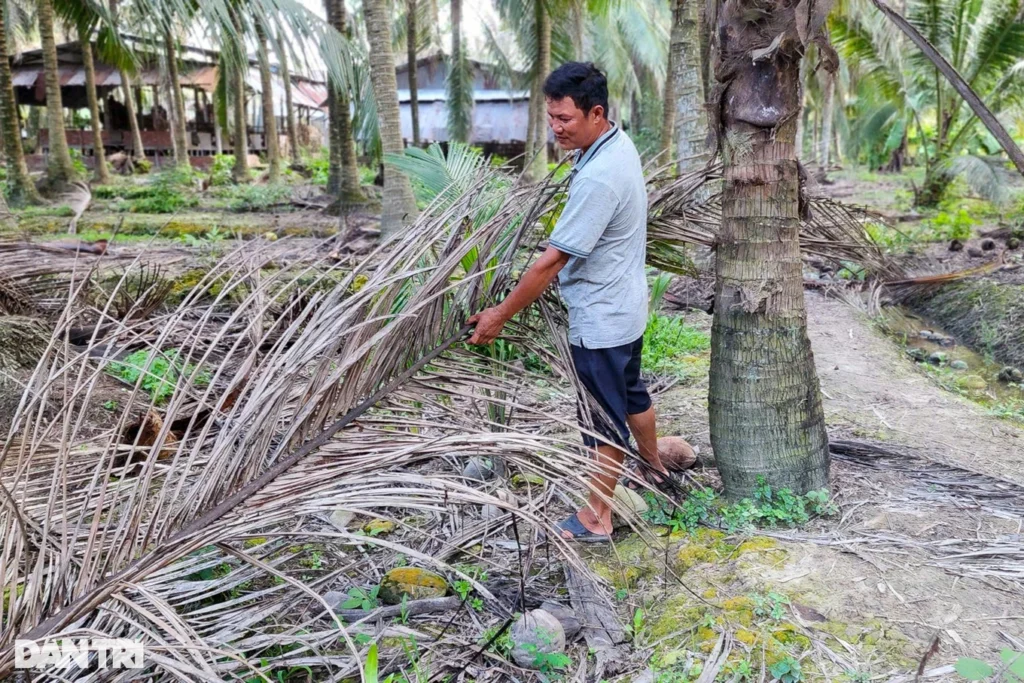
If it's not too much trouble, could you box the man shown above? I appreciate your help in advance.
[468,62,668,541]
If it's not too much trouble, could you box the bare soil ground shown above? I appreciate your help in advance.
[634,292,1024,681]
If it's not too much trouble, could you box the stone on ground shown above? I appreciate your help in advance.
[378,567,448,605]
[955,375,987,391]
[539,600,581,640]
[510,609,566,668]
[462,456,506,482]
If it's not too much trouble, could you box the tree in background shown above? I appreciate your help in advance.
[707,0,832,497]
[446,0,472,143]
[364,0,418,235]
[38,0,79,185]
[407,0,421,144]
[832,0,1024,206]
[277,29,300,164]
[0,1,42,204]
[661,0,707,175]
[325,0,363,203]
[255,19,281,182]
[163,28,190,167]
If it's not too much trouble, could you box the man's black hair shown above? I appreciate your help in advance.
[542,62,609,117]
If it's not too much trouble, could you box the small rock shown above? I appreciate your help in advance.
[955,375,987,391]
[968,247,985,258]
[363,519,396,536]
[950,360,969,370]
[481,504,503,520]
[612,484,649,528]
[948,239,964,252]
[1008,237,1021,250]
[462,456,504,482]
[328,509,354,531]
[998,366,1024,383]
[322,590,348,610]
[927,351,947,365]
[905,347,927,361]
[657,436,697,471]
[981,238,996,251]
[539,600,581,640]
[936,335,956,347]
[378,567,448,605]
[919,330,937,340]
[510,609,566,669]
[263,232,278,242]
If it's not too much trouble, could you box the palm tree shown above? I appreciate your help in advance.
[38,0,79,185]
[163,29,190,167]
[407,0,420,145]
[79,30,110,183]
[708,0,831,497]
[832,0,1024,205]
[446,0,472,143]
[661,0,708,176]
[277,30,300,164]
[524,0,550,182]
[227,7,248,182]
[254,20,281,182]
[325,0,363,203]
[364,0,418,235]
[0,2,41,204]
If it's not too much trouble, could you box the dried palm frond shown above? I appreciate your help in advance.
[0,316,50,373]
[0,169,659,680]
[646,162,904,280]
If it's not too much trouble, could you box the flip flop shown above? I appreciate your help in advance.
[553,513,611,543]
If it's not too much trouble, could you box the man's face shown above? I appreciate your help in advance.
[546,96,606,150]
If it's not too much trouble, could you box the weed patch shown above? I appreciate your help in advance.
[106,348,210,404]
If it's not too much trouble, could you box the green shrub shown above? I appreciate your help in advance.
[211,184,292,212]
[642,314,710,378]
[209,155,235,186]
[106,348,210,404]
[921,208,976,241]
[69,148,88,178]
[306,152,329,187]
[16,205,75,218]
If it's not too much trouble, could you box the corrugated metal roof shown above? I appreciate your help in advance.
[292,81,328,110]
[398,88,530,103]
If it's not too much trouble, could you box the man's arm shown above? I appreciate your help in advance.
[467,246,571,345]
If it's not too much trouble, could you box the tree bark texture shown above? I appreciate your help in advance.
[524,0,551,182]
[81,35,110,183]
[278,36,300,164]
[0,2,41,204]
[407,0,420,145]
[39,0,78,184]
[164,30,190,167]
[709,0,830,497]
[255,22,281,182]
[121,73,146,162]
[364,0,417,235]
[326,0,363,203]
[668,0,708,177]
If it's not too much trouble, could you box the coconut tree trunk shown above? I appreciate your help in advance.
[231,64,249,182]
[816,70,834,182]
[708,0,830,498]
[38,0,78,184]
[120,74,146,162]
[407,0,420,145]
[662,0,709,176]
[277,33,300,164]
[255,22,280,182]
[164,30,190,168]
[524,0,551,182]
[447,0,471,143]
[364,0,418,235]
[80,34,110,184]
[0,2,41,205]
[326,0,363,203]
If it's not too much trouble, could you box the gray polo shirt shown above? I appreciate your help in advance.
[548,123,648,349]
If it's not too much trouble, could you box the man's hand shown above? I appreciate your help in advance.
[467,306,508,345]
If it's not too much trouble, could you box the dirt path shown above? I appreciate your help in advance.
[806,293,1024,484]
[639,293,1024,679]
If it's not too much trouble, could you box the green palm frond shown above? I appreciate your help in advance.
[386,141,488,206]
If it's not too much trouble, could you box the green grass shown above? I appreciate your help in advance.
[642,313,711,380]
[209,184,293,212]
[15,205,75,218]
[106,348,211,404]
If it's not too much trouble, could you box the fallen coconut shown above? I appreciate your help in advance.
[657,436,697,471]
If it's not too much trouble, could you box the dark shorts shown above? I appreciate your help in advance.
[570,336,652,449]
